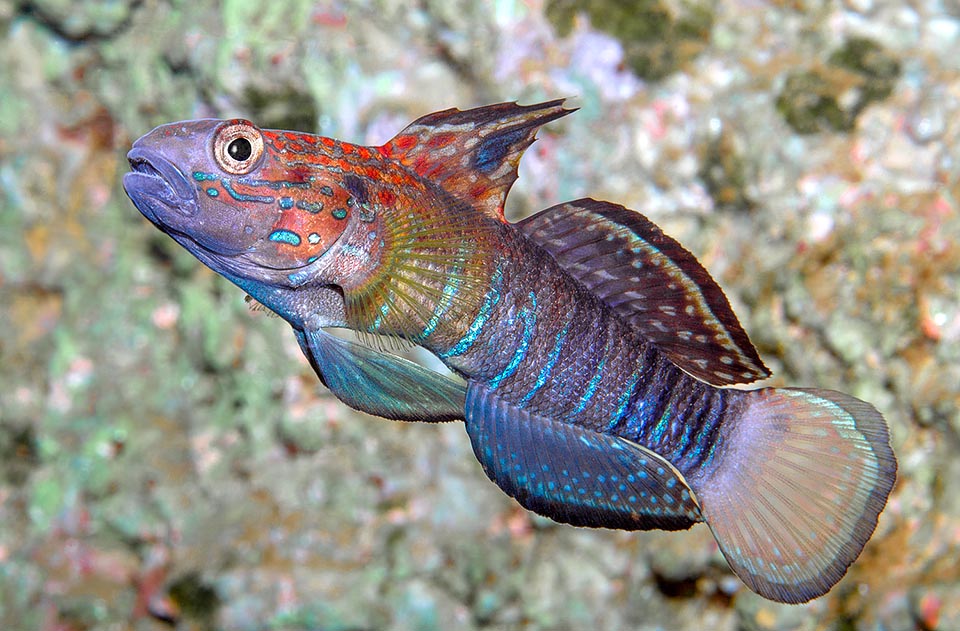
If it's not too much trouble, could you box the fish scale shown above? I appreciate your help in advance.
[433,227,732,479]
[123,99,896,605]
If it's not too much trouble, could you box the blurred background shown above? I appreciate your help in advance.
[1,0,958,629]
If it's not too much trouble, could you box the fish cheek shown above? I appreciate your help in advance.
[189,192,280,255]
[246,200,353,268]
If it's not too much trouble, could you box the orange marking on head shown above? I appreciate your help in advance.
[313,154,339,167]
[264,132,286,151]
[272,206,345,262]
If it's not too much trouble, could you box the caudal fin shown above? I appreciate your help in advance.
[691,387,896,603]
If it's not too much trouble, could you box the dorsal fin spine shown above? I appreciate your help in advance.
[381,100,575,220]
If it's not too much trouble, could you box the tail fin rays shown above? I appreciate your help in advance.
[692,388,896,603]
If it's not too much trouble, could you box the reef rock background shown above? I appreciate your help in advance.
[1,1,958,629]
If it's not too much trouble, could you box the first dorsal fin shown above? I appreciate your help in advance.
[381,100,574,220]
[517,199,770,386]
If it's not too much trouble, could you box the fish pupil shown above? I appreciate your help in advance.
[228,138,252,161]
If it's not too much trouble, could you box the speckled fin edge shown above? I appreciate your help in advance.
[693,387,897,603]
[517,198,770,386]
[382,100,574,220]
[464,382,702,531]
[295,328,466,422]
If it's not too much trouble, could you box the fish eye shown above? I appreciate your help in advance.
[228,137,252,161]
[214,121,264,175]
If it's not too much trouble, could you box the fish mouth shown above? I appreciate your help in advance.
[124,149,247,258]
[123,148,198,222]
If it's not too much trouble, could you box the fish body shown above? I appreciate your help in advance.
[123,100,896,604]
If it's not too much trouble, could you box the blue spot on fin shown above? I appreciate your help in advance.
[475,127,526,173]
[464,383,702,531]
[295,329,465,423]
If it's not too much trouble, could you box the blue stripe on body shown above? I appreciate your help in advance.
[439,266,503,359]
[670,409,696,463]
[237,177,311,190]
[605,369,642,432]
[622,363,680,445]
[651,410,671,445]
[489,292,537,390]
[679,391,727,473]
[570,330,613,417]
[518,314,572,407]
[419,266,462,341]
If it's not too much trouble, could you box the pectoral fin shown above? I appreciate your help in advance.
[464,382,701,531]
[295,328,466,422]
[518,199,770,386]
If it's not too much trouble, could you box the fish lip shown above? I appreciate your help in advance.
[124,147,198,217]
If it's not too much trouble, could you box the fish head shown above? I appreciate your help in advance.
[123,119,353,287]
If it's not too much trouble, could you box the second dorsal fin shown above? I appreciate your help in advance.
[381,100,573,220]
[517,199,770,386]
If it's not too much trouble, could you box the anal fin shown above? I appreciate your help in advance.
[295,328,466,423]
[465,383,702,531]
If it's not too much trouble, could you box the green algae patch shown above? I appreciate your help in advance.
[699,124,756,213]
[828,36,901,110]
[777,69,852,134]
[777,37,901,134]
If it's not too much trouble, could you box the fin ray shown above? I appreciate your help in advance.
[382,100,574,220]
[343,201,490,345]
[691,387,896,603]
[295,328,465,422]
[465,383,702,531]
[517,199,770,386]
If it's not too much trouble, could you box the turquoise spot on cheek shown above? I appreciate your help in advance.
[193,171,218,182]
[332,208,347,220]
[279,196,294,209]
[206,188,218,197]
[269,230,302,246]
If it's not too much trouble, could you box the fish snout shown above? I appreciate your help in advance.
[124,147,198,218]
